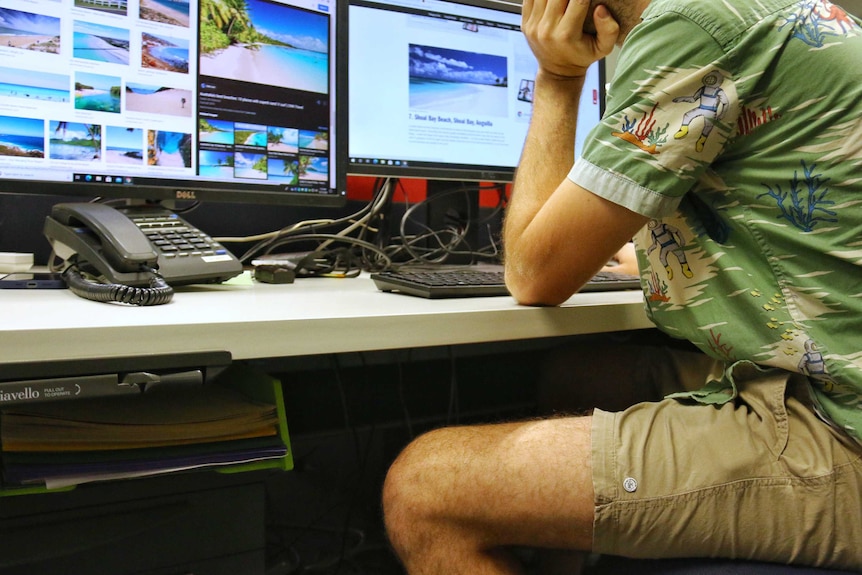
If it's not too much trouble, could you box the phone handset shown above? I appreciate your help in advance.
[48,202,157,273]
[44,202,173,306]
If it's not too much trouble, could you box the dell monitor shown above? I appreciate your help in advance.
[346,0,606,183]
[0,0,346,208]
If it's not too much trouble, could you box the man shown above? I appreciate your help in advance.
[382,0,862,572]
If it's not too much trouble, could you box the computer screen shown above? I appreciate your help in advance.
[0,0,346,207]
[346,0,605,182]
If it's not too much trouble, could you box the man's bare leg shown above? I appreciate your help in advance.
[382,417,595,574]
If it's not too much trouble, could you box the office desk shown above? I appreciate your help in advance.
[0,274,651,574]
[0,273,652,366]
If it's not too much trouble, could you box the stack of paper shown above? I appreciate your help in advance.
[0,384,287,489]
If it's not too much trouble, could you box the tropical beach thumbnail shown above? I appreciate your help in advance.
[299,129,327,151]
[73,21,130,65]
[106,125,143,165]
[267,157,298,184]
[0,67,69,103]
[75,71,121,114]
[234,151,268,179]
[199,118,235,144]
[126,83,192,117]
[0,116,45,158]
[234,122,267,147]
[199,149,234,179]
[140,0,190,28]
[142,32,189,74]
[199,0,329,93]
[147,130,192,167]
[267,127,298,153]
[0,8,61,54]
[408,44,508,117]
[297,155,327,181]
[49,121,101,161]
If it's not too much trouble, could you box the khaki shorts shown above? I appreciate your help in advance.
[591,362,862,571]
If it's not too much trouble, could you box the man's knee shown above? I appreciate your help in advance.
[382,427,456,559]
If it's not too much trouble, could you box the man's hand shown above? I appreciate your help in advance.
[522,0,619,79]
[602,242,639,275]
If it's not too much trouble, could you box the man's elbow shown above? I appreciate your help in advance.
[504,269,570,307]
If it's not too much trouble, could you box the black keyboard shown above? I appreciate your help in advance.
[370,266,640,299]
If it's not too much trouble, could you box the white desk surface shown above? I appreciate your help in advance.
[0,272,652,366]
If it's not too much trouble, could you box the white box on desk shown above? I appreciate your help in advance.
[0,253,33,274]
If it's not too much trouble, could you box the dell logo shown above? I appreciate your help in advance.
[176,190,197,200]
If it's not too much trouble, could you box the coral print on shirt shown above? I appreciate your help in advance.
[568,0,862,442]
[780,0,861,46]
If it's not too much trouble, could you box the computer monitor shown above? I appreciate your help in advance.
[0,0,346,207]
[346,0,605,183]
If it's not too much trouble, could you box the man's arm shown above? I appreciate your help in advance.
[504,0,648,305]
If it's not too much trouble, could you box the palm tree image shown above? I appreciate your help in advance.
[297,155,310,177]
[51,122,101,159]
[85,124,101,158]
[198,0,330,93]
[199,0,256,54]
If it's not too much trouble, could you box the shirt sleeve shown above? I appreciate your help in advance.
[569,8,739,219]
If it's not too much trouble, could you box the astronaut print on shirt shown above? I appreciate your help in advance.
[606,65,738,184]
[586,0,862,441]
[610,68,735,161]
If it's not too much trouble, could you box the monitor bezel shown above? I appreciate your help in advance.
[0,0,349,208]
[344,0,606,183]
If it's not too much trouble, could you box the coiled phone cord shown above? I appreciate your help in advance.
[63,264,174,306]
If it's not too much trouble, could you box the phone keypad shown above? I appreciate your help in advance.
[129,213,230,259]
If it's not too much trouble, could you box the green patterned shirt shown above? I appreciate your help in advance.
[570,0,862,444]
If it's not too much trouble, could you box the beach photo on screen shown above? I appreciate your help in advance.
[267,126,299,153]
[75,71,121,113]
[298,129,327,151]
[267,157,299,184]
[141,32,189,73]
[147,129,192,167]
[234,122,267,147]
[199,149,234,178]
[49,121,101,161]
[297,155,327,182]
[199,118,235,144]
[73,20,130,64]
[140,0,190,28]
[0,67,69,103]
[199,0,329,93]
[408,44,508,117]
[234,151,268,179]
[0,7,60,54]
[0,116,45,158]
[126,82,192,117]
[105,125,143,165]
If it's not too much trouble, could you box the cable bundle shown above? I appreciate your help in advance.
[227,178,509,275]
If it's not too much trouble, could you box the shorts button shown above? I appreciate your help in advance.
[623,477,638,493]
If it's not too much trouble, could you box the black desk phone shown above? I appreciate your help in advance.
[44,202,243,305]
